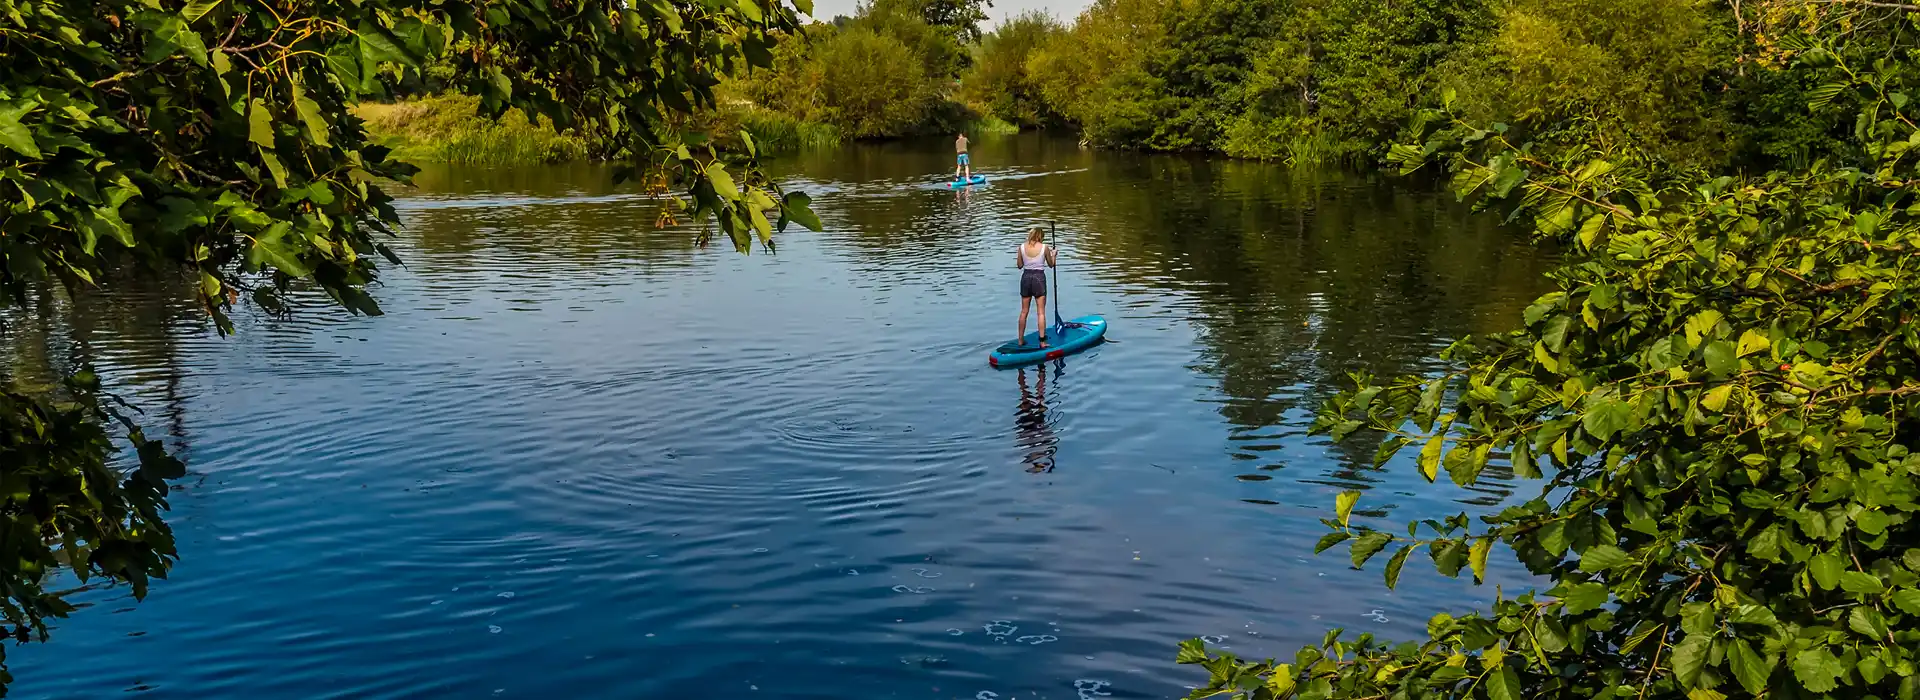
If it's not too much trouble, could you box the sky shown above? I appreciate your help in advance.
[804,0,1091,27]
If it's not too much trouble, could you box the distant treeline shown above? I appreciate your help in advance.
[365,0,1860,172]
[738,0,1861,170]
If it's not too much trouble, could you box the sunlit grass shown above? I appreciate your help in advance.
[355,94,589,166]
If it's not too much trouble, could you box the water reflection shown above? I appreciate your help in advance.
[1013,365,1058,473]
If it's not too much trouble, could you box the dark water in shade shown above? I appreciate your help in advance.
[5,134,1556,699]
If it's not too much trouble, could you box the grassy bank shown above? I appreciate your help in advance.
[357,94,849,166]
[355,94,590,167]
[702,103,845,152]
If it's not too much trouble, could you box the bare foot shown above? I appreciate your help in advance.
[1039,337,1050,348]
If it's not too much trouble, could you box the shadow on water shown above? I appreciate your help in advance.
[2,133,1559,699]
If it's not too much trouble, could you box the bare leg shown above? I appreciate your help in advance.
[1037,296,1049,347]
[1018,298,1031,344]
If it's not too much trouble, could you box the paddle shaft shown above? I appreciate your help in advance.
[1050,222,1064,329]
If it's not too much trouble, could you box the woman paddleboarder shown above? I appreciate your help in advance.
[1016,227,1056,347]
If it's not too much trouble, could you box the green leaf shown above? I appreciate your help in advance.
[1730,604,1777,627]
[1444,442,1489,486]
[1855,509,1891,535]
[1579,544,1632,573]
[1582,398,1633,440]
[1842,571,1886,595]
[1417,434,1443,482]
[1891,588,1920,615]
[325,41,364,95]
[1860,655,1887,685]
[749,207,773,244]
[248,99,275,150]
[1542,315,1571,352]
[780,191,823,232]
[1335,491,1360,528]
[1560,582,1608,614]
[0,99,41,158]
[1486,665,1521,700]
[247,223,311,276]
[1314,531,1351,554]
[1537,519,1570,557]
[1728,639,1774,696]
[258,150,289,189]
[292,79,330,147]
[1383,545,1413,589]
[1265,664,1296,696]
[1849,606,1889,640]
[139,12,209,66]
[1792,647,1846,693]
[356,20,421,69]
[82,206,134,248]
[1807,82,1848,109]
[705,162,740,200]
[1702,384,1734,412]
[1704,340,1738,377]
[1672,634,1711,688]
[1737,329,1771,357]
[1468,537,1491,584]
[1349,531,1392,568]
[183,0,223,21]
[1683,309,1723,347]
[1811,551,1844,590]
[1175,638,1208,664]
[1540,201,1576,233]
[646,0,685,33]
[1575,213,1607,249]
[1431,538,1467,577]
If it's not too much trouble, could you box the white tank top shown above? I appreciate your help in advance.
[1021,244,1048,270]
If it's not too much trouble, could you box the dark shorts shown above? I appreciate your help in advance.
[1020,269,1047,298]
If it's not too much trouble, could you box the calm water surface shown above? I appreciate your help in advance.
[9,135,1555,699]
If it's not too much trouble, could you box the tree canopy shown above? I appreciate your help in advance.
[1178,2,1920,698]
[1,0,819,688]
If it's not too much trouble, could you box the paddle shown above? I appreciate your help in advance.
[1049,221,1065,331]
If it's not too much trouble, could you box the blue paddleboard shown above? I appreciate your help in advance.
[949,175,988,189]
[988,315,1107,368]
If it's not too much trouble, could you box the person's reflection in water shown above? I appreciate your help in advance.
[1015,364,1060,473]
[954,183,973,206]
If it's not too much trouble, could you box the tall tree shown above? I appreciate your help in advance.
[0,0,821,689]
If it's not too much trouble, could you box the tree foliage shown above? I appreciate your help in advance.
[962,10,1061,128]
[1179,4,1920,699]
[732,0,975,138]
[0,0,819,688]
[1022,0,1168,144]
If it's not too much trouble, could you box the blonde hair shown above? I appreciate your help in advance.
[1026,227,1046,244]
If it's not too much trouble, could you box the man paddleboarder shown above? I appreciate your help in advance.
[955,132,971,181]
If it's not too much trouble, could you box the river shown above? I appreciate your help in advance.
[8,134,1556,699]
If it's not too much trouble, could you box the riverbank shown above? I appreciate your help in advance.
[357,93,1022,167]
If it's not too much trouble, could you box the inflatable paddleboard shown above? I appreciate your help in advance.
[949,175,988,188]
[988,315,1106,368]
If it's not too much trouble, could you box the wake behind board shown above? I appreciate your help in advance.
[949,174,988,189]
[988,315,1107,368]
